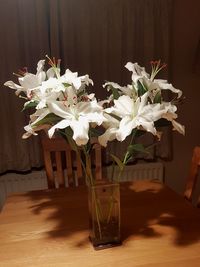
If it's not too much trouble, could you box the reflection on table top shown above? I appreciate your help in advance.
[1,180,200,267]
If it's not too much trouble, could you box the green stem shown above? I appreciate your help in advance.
[111,162,115,182]
[82,146,103,240]
[82,146,94,186]
[107,132,136,222]
[107,195,114,224]
[122,131,136,166]
[92,189,103,239]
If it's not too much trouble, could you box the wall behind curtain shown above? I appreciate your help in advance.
[0,0,173,173]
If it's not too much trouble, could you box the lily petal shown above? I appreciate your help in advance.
[70,117,89,145]
[98,127,118,147]
[4,81,23,90]
[113,95,134,116]
[117,116,136,141]
[48,101,71,119]
[48,119,70,138]
[19,74,40,89]
[36,60,45,74]
[172,120,185,135]
[155,79,182,98]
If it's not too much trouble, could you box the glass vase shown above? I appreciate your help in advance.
[88,181,121,250]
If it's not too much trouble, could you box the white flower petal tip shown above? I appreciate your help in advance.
[36,59,45,73]
[172,120,185,135]
[22,133,32,139]
[4,81,22,89]
[48,128,55,139]
[125,62,135,71]
[103,82,121,90]
[74,138,89,146]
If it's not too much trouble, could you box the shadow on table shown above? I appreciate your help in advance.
[25,180,200,248]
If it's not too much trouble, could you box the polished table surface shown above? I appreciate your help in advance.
[1,180,200,267]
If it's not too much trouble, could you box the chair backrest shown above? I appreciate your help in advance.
[184,146,200,206]
[41,135,102,188]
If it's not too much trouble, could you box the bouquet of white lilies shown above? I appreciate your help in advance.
[100,60,184,146]
[4,57,185,182]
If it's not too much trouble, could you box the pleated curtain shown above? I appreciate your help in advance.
[0,0,173,173]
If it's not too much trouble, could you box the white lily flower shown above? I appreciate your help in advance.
[103,81,134,98]
[22,107,53,138]
[31,87,60,110]
[171,120,185,135]
[105,93,156,141]
[98,114,120,147]
[3,81,24,96]
[22,123,50,139]
[62,69,82,90]
[4,60,46,96]
[40,77,64,92]
[154,79,182,98]
[80,74,94,86]
[48,100,105,145]
[103,82,122,90]
[105,92,179,142]
[22,125,39,139]
[23,60,46,90]
[160,103,185,135]
[30,108,51,125]
[46,65,61,79]
[125,62,149,83]
[35,60,46,84]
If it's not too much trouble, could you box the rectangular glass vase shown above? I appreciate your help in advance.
[88,181,121,250]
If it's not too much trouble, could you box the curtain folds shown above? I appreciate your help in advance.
[0,0,173,173]
[0,0,50,173]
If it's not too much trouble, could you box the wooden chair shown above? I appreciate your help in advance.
[184,146,200,206]
[41,136,102,189]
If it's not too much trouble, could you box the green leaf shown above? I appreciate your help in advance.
[64,126,73,137]
[137,80,147,97]
[127,143,150,159]
[32,113,61,127]
[110,154,124,171]
[77,90,86,98]
[66,136,77,151]
[153,91,162,104]
[106,112,121,121]
[131,128,137,138]
[132,83,137,96]
[127,143,144,153]
[22,101,39,111]
[58,130,68,142]
[62,82,71,88]
[109,86,120,100]
[59,128,78,151]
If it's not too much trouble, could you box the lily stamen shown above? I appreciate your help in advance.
[13,72,22,78]
[150,60,167,81]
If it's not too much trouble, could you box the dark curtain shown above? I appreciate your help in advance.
[0,0,173,173]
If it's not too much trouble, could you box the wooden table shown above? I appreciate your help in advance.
[1,180,200,267]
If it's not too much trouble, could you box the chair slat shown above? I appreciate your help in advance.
[55,151,65,187]
[65,149,73,185]
[41,135,103,189]
[184,146,200,206]
[43,150,55,188]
